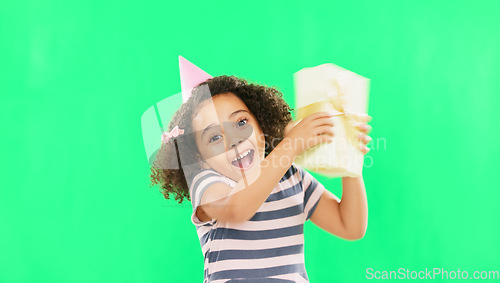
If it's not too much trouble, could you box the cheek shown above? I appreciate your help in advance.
[249,124,264,142]
[254,130,266,148]
[202,143,228,161]
[205,154,230,171]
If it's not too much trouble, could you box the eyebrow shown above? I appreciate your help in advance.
[229,109,249,119]
[201,109,249,139]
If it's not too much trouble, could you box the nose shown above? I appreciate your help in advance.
[229,138,243,149]
[222,121,244,150]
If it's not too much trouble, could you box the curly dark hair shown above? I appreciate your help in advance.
[149,75,293,204]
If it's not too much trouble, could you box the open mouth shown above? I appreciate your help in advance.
[231,149,255,170]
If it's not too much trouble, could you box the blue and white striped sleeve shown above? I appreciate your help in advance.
[188,169,233,226]
[296,165,327,222]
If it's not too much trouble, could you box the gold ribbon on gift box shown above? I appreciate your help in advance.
[294,79,367,147]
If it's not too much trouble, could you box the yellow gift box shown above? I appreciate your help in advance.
[293,63,370,178]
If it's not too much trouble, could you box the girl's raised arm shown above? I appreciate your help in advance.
[197,111,336,223]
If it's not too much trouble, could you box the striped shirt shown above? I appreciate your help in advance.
[188,163,326,282]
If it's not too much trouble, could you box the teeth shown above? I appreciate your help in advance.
[232,150,251,163]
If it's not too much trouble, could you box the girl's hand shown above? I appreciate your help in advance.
[284,113,373,155]
[283,111,335,157]
[354,114,373,154]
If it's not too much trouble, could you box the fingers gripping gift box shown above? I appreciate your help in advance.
[293,63,370,178]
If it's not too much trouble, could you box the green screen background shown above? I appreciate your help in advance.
[1,0,499,282]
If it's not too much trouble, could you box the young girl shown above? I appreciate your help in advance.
[150,75,372,282]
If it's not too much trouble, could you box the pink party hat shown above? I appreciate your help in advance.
[179,56,213,103]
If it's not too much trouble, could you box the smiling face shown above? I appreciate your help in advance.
[192,92,266,182]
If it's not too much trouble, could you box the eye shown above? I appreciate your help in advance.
[236,118,248,128]
[209,134,222,143]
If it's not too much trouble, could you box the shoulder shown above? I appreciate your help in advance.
[289,163,322,192]
[284,163,305,182]
[188,169,234,194]
[274,163,304,191]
